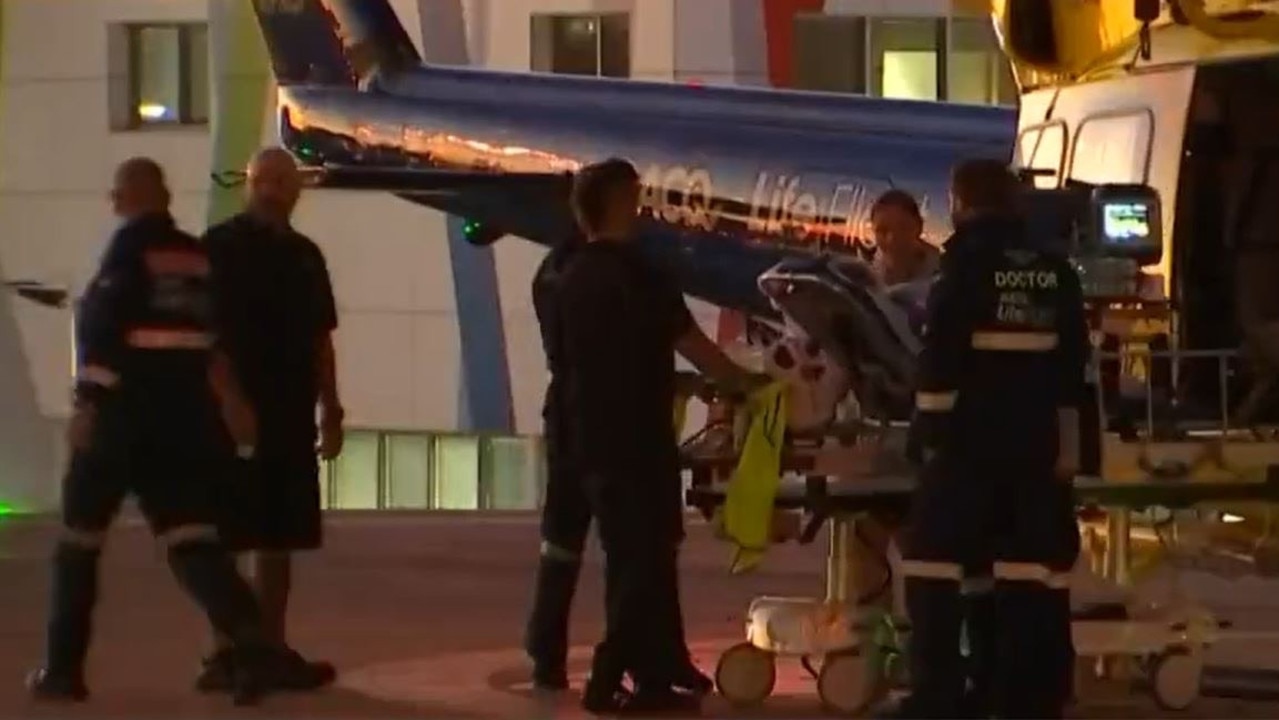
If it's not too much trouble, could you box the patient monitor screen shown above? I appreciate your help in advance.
[1091,185,1162,266]
[1101,202,1152,246]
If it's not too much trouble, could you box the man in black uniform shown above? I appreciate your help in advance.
[196,147,339,691]
[555,159,756,714]
[895,159,1087,719]
[525,163,748,694]
[26,158,282,705]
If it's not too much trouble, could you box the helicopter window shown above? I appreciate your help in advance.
[1014,121,1066,188]
[1069,109,1154,186]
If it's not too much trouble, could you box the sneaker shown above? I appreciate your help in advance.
[195,649,236,693]
[274,647,337,691]
[25,667,88,703]
[582,675,631,715]
[669,663,713,696]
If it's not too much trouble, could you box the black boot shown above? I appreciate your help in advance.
[960,590,996,719]
[994,581,1068,719]
[896,577,966,719]
[25,667,88,703]
[195,648,236,693]
[274,647,337,691]
[582,646,629,715]
[31,542,100,702]
[525,554,581,690]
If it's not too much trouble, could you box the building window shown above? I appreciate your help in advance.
[870,17,944,101]
[793,14,866,93]
[108,23,209,131]
[947,17,1018,106]
[791,14,1015,107]
[530,13,630,78]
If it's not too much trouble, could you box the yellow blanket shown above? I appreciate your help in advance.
[720,382,788,574]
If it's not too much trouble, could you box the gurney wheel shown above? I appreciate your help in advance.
[1150,648,1202,711]
[817,649,877,717]
[715,642,775,708]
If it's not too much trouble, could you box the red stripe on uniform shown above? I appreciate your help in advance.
[144,250,210,277]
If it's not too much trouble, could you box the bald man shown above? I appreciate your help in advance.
[28,158,285,704]
[197,147,340,692]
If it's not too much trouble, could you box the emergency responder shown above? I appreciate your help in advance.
[26,158,285,706]
[555,158,757,714]
[196,147,338,691]
[894,159,1087,719]
[870,189,940,286]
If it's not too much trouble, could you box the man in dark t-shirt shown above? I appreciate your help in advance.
[196,147,341,692]
[556,159,759,714]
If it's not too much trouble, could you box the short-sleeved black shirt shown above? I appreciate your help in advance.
[557,241,694,480]
[205,213,337,438]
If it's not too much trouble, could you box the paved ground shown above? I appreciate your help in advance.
[4,511,1279,718]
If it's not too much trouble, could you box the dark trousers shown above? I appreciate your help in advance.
[525,426,592,669]
[900,457,1078,719]
[587,472,686,690]
[48,394,263,677]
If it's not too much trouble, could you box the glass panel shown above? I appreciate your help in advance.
[386,433,431,509]
[318,460,332,510]
[792,14,866,94]
[135,26,182,123]
[186,24,210,123]
[433,435,479,509]
[529,14,555,72]
[598,13,630,78]
[870,18,940,101]
[549,15,602,76]
[484,437,537,510]
[332,431,380,509]
[948,18,1001,105]
[1016,123,1066,188]
[1070,112,1153,185]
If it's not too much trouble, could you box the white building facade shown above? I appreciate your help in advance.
[0,0,1010,514]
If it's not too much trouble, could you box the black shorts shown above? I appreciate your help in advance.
[220,441,322,553]
[63,405,223,537]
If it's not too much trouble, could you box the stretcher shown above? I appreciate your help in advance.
[683,474,1279,714]
[679,255,1279,715]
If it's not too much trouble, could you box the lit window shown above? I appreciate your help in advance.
[870,18,943,101]
[482,437,539,510]
[109,23,209,131]
[530,13,630,78]
[332,431,381,509]
[433,435,480,510]
[385,433,431,509]
[947,18,1019,106]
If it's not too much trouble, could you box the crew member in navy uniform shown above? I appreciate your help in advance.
[26,158,284,706]
[524,228,594,691]
[197,147,339,692]
[556,158,756,713]
[895,159,1088,719]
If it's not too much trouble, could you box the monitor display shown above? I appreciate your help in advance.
[1101,201,1153,245]
[1090,185,1162,266]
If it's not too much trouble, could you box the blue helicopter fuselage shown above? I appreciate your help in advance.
[275,65,1015,316]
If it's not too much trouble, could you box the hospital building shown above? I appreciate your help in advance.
[0,0,1012,515]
